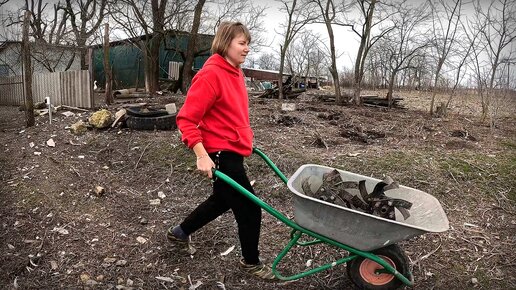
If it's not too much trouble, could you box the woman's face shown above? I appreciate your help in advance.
[225,33,249,67]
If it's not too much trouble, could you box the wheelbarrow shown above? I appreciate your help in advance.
[212,148,449,290]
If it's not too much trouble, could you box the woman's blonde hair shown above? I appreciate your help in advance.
[211,22,251,57]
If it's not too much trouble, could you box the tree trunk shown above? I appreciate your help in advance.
[79,39,87,70]
[278,45,287,100]
[103,23,113,105]
[386,72,396,107]
[144,35,162,95]
[181,0,206,94]
[22,11,35,127]
[353,0,376,105]
[328,25,342,104]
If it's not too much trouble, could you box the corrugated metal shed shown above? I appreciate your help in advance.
[92,31,213,89]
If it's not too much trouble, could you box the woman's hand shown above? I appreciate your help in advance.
[196,155,215,178]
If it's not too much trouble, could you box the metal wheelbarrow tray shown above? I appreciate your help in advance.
[287,164,449,251]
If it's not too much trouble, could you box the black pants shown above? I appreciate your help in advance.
[180,151,262,264]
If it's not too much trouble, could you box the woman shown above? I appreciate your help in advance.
[167,22,276,281]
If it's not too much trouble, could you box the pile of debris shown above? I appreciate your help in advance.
[302,169,413,221]
[316,94,404,108]
[257,77,306,99]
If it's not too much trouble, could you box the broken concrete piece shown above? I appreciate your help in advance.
[89,109,113,129]
[281,103,297,112]
[70,120,88,135]
[165,103,177,114]
[61,111,75,117]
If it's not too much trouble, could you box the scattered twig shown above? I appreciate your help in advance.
[134,142,153,170]
[148,164,174,193]
[70,166,81,177]
[410,242,442,266]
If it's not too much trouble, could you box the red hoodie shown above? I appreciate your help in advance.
[176,54,253,156]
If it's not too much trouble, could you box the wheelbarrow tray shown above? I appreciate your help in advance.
[287,164,449,251]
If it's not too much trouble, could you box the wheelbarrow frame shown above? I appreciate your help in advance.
[212,148,414,286]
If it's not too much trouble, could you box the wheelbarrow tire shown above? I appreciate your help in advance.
[347,244,410,290]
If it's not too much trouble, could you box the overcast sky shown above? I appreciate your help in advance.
[256,0,359,70]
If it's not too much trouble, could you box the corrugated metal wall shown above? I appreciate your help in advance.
[0,70,92,108]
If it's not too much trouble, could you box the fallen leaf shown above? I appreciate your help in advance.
[158,191,166,199]
[189,280,203,290]
[136,236,147,244]
[155,276,175,283]
[149,199,161,205]
[306,259,313,267]
[52,227,69,235]
[220,245,235,256]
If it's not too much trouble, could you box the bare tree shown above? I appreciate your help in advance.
[444,25,477,111]
[311,0,346,103]
[285,29,328,86]
[382,1,431,106]
[428,0,463,115]
[64,0,107,70]
[347,0,395,105]
[2,0,77,73]
[473,0,516,122]
[111,0,193,94]
[22,10,34,127]
[277,0,317,99]
[179,0,267,93]
[257,52,280,70]
[181,0,205,94]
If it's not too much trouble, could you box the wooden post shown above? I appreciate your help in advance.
[22,10,35,127]
[87,47,95,108]
[103,23,113,105]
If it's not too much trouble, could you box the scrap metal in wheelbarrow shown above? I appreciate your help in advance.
[301,169,413,220]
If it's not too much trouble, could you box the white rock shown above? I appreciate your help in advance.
[136,236,147,244]
[158,191,166,199]
[46,138,56,147]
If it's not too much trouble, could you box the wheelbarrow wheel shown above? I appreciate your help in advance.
[347,244,410,290]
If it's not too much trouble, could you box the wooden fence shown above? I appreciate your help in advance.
[0,70,93,108]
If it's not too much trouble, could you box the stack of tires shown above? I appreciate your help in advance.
[125,107,176,130]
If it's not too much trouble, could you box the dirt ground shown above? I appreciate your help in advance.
[0,89,515,290]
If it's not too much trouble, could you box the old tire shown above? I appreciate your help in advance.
[347,244,410,290]
[126,107,169,117]
[126,114,176,131]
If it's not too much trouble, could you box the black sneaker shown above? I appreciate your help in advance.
[166,227,196,255]
[238,258,278,281]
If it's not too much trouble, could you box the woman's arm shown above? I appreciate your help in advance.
[192,142,215,178]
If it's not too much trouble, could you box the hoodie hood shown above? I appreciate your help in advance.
[203,54,241,76]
